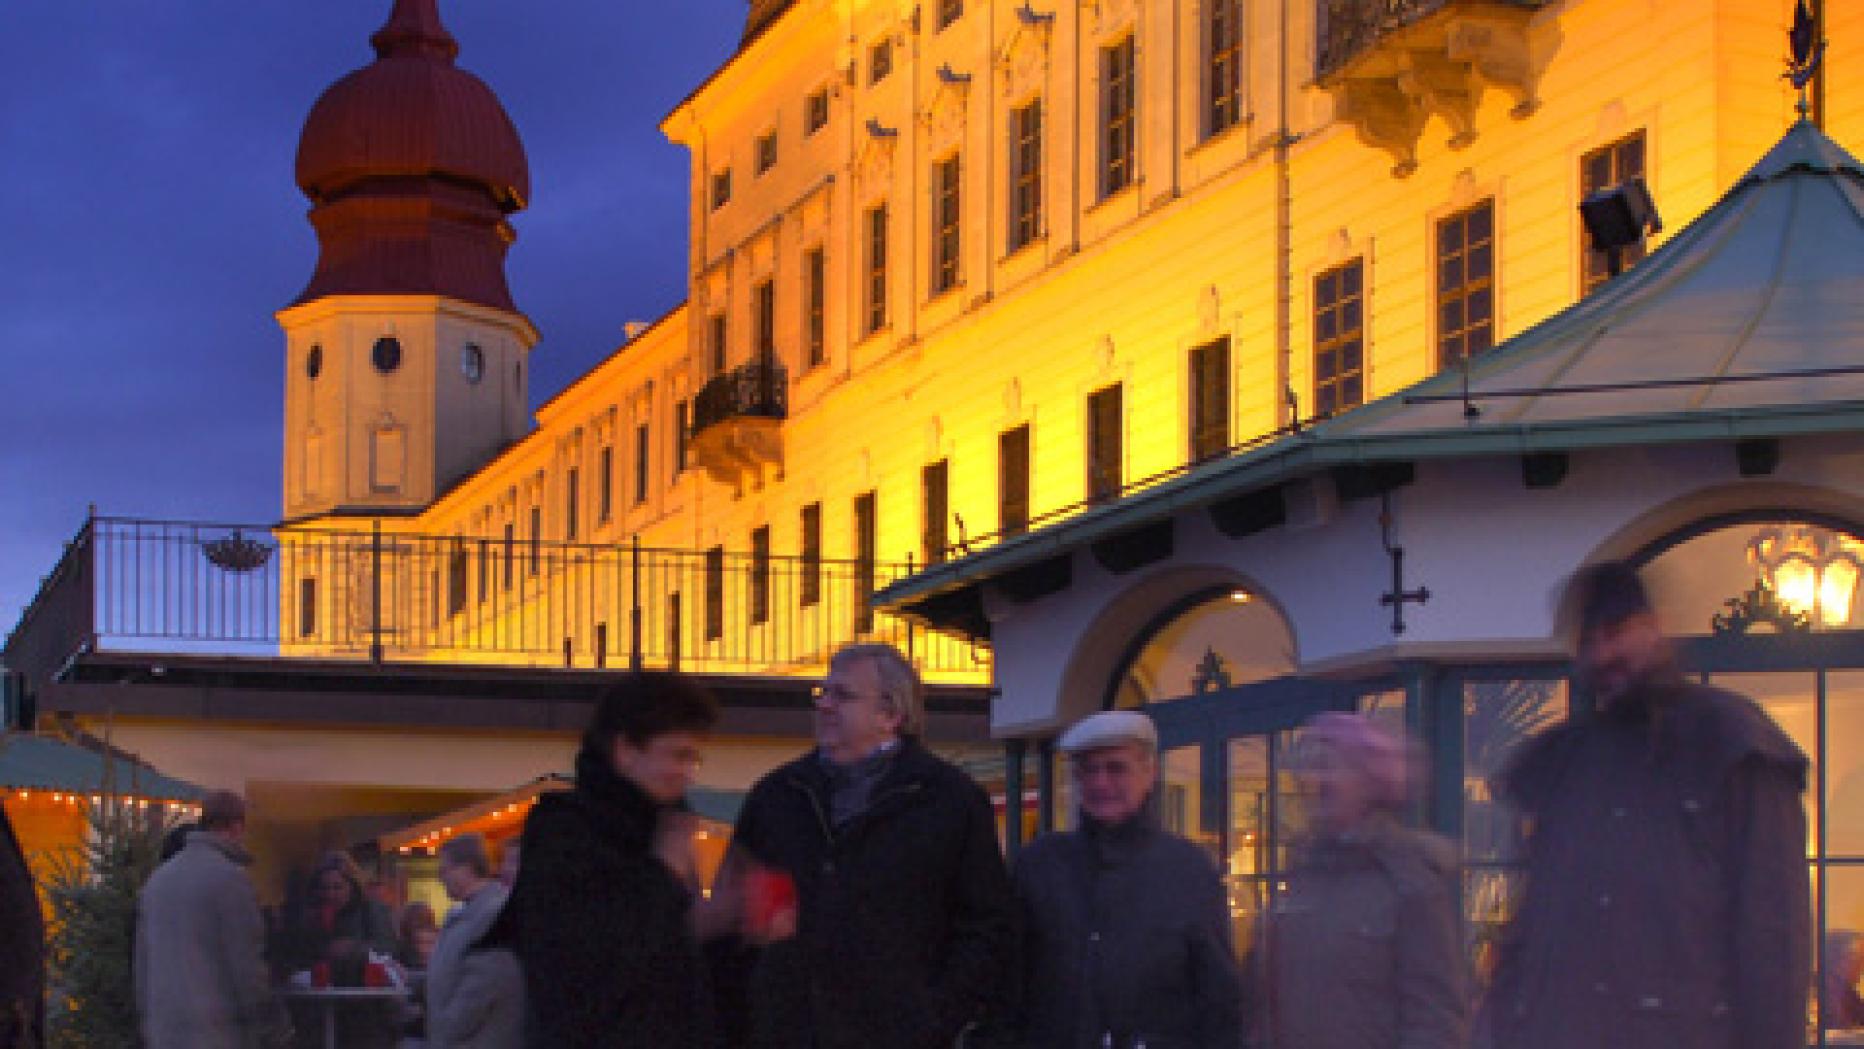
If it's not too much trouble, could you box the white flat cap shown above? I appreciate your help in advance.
[1057,710,1158,754]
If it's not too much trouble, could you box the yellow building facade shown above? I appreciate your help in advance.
[279,0,1863,687]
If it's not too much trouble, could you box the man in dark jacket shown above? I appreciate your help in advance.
[0,798,42,1049]
[495,672,719,1049]
[1481,562,1811,1049]
[1005,710,1242,1049]
[724,643,1015,1049]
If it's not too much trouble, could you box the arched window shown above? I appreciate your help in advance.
[1107,587,1295,709]
[1640,517,1864,636]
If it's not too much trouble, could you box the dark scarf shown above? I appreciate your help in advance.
[818,740,900,827]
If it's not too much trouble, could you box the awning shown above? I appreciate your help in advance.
[380,774,747,855]
[0,731,205,802]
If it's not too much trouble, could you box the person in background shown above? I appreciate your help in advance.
[1251,712,1467,1049]
[1825,931,1864,1032]
[494,842,519,889]
[135,790,287,1049]
[424,834,522,1049]
[491,672,719,1048]
[1,797,43,1049]
[158,820,199,865]
[722,642,1015,1049]
[1479,561,1811,1049]
[1001,709,1241,1049]
[397,901,439,971]
[278,851,398,1049]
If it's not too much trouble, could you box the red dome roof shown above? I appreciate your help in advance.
[290,0,529,313]
[296,0,528,209]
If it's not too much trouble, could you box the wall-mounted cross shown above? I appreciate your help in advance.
[1378,492,1430,635]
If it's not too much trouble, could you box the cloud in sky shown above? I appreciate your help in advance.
[0,2,741,628]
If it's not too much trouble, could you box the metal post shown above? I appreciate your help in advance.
[629,535,643,671]
[369,519,384,664]
[1004,738,1027,857]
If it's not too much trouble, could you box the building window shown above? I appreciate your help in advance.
[754,279,777,362]
[597,445,614,524]
[922,460,950,566]
[805,247,827,368]
[709,313,728,375]
[750,525,772,626]
[854,492,877,633]
[594,622,608,668]
[298,577,317,638]
[448,540,469,616]
[1207,0,1244,137]
[1100,36,1137,198]
[1314,258,1366,417]
[529,505,541,576]
[710,169,732,210]
[756,130,779,175]
[932,155,963,296]
[477,539,490,604]
[801,502,823,607]
[806,88,831,135]
[674,400,689,474]
[1087,383,1124,502]
[870,39,893,84]
[936,0,963,30]
[564,469,580,542]
[704,546,725,642]
[1581,131,1648,293]
[1437,200,1496,368]
[666,592,682,670]
[1009,99,1043,252]
[865,203,889,334]
[1189,336,1231,461]
[502,522,514,590]
[634,424,650,506]
[1000,425,1031,536]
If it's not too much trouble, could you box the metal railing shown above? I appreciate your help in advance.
[1317,0,1450,78]
[4,516,989,681]
[693,358,788,438]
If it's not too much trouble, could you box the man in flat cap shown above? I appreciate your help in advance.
[997,709,1242,1048]
[1480,561,1810,1049]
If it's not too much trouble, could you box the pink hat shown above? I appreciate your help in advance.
[1299,712,1416,809]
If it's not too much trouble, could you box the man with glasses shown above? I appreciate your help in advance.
[719,643,1014,1049]
[997,709,1242,1048]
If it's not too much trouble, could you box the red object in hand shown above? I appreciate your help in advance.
[311,962,331,989]
[744,868,797,936]
[363,960,388,988]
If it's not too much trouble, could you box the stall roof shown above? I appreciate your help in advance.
[380,774,747,854]
[878,121,1864,632]
[0,731,205,801]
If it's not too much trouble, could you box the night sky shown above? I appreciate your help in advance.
[0,3,742,627]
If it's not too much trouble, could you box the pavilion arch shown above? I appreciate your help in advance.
[1051,563,1298,729]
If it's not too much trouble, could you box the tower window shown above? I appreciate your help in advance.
[1315,258,1366,416]
[806,88,831,135]
[756,131,779,176]
[1437,200,1496,368]
[1581,131,1648,293]
[711,169,733,210]
[305,344,323,380]
[1100,37,1137,198]
[1009,100,1044,253]
[372,336,402,374]
[932,155,963,296]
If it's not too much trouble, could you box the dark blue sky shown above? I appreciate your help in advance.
[0,3,742,627]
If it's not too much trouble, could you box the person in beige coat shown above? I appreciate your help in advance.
[1251,713,1468,1049]
[135,791,287,1049]
[425,834,522,1049]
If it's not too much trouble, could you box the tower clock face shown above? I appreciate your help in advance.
[372,336,402,374]
[461,343,486,384]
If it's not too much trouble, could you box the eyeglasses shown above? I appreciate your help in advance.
[811,683,882,707]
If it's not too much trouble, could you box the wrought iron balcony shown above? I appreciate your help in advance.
[1316,0,1560,177]
[2,515,987,687]
[690,358,787,489]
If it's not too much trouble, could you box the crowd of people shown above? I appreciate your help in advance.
[0,561,1827,1047]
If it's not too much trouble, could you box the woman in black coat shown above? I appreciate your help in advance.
[493,672,720,1049]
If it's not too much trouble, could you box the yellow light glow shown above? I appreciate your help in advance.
[1772,557,1819,620]
[1821,558,1860,626]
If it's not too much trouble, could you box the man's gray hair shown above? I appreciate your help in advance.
[831,643,925,736]
[438,833,493,878]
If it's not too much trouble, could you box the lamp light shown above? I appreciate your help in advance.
[1748,525,1864,628]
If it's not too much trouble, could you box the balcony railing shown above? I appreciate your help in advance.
[2,516,988,683]
[693,358,787,439]
[1317,0,1452,79]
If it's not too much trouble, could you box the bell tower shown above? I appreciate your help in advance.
[279,0,536,520]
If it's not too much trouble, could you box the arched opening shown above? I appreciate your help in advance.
[1104,584,1297,710]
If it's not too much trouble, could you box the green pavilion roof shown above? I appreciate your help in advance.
[0,732,206,801]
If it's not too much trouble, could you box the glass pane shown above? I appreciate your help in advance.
[1826,865,1864,1042]
[1832,673,1864,858]
[1463,678,1567,864]
[1644,521,1864,634]
[1161,744,1208,847]
[1228,737,1281,955]
[1111,593,1295,708]
[1711,672,1819,856]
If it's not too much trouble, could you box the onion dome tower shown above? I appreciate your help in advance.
[279,0,537,521]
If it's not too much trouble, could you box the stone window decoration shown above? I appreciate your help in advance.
[372,336,402,374]
[1189,336,1231,461]
[1314,258,1366,416]
[1581,130,1648,293]
[923,459,950,566]
[865,203,890,334]
[306,344,323,380]
[1087,382,1124,502]
[1207,0,1245,137]
[1436,200,1495,368]
[937,0,963,31]
[1101,36,1137,198]
[756,130,779,175]
[870,38,894,84]
[932,155,963,295]
[999,424,1031,536]
[805,248,827,368]
[806,88,831,135]
[711,168,733,210]
[1009,99,1043,252]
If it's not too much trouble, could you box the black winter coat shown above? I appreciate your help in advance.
[1006,815,1243,1049]
[495,749,707,1049]
[726,738,1016,1049]
[0,804,42,1049]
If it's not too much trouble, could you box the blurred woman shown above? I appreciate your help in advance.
[278,851,398,1049]
[1249,712,1468,1049]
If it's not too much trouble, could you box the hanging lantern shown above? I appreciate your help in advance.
[1748,525,1864,628]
